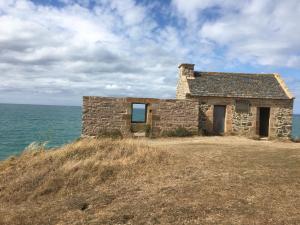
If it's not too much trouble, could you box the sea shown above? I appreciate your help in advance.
[0,103,299,160]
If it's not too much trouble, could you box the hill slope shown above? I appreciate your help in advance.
[0,137,299,225]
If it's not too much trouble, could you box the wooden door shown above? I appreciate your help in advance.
[259,107,270,137]
[213,105,226,135]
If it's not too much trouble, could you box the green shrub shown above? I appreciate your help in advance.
[97,129,123,139]
[161,127,193,137]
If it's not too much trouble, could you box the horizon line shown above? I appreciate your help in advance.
[0,102,81,107]
[1,102,300,115]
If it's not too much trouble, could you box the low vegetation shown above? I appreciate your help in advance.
[0,137,299,225]
[96,129,123,139]
[161,126,193,137]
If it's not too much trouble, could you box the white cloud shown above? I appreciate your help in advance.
[0,0,299,112]
[0,0,191,105]
[172,0,300,112]
[173,0,300,68]
[107,0,146,26]
[105,84,119,90]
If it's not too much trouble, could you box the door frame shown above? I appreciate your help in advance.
[258,107,270,137]
[213,105,227,135]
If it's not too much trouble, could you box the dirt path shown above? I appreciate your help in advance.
[144,136,300,224]
[150,136,300,149]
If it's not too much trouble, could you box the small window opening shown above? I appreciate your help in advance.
[235,100,250,113]
[131,103,147,123]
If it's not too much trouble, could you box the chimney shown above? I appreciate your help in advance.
[178,63,195,78]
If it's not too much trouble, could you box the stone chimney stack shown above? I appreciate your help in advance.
[178,63,195,79]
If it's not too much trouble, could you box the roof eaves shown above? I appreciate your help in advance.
[273,73,295,99]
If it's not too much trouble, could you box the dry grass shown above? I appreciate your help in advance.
[0,137,299,225]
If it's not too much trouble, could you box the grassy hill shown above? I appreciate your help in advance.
[0,137,299,225]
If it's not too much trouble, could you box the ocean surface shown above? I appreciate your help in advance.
[293,114,300,138]
[0,103,299,160]
[0,104,81,160]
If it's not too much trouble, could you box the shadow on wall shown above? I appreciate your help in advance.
[199,104,214,135]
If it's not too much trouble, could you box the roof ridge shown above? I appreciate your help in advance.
[194,71,275,76]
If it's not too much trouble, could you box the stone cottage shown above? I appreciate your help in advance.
[82,63,294,138]
[176,64,294,138]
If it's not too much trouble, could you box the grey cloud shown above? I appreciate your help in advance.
[0,0,299,112]
[0,0,183,107]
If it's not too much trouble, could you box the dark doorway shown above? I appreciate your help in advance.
[213,105,226,135]
[259,107,270,137]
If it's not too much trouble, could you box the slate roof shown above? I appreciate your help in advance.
[187,72,291,99]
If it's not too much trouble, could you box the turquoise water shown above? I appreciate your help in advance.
[0,104,81,160]
[0,103,299,160]
[132,108,146,122]
[293,114,300,138]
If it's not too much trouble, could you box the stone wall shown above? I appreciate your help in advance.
[270,103,293,137]
[152,99,199,136]
[82,96,199,137]
[231,104,256,136]
[83,96,293,139]
[176,64,194,99]
[198,103,212,134]
[188,96,293,138]
[176,75,190,99]
[82,96,131,137]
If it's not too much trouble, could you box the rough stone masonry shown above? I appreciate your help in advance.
[82,96,199,137]
[82,63,294,139]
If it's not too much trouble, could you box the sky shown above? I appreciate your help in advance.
[0,0,299,113]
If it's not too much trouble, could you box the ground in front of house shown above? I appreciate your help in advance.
[0,137,299,225]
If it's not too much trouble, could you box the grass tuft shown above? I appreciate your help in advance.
[96,129,123,139]
[161,126,193,137]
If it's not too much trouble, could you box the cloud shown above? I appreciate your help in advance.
[0,0,299,112]
[173,0,300,68]
[172,0,300,112]
[0,0,191,106]
[171,0,240,22]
